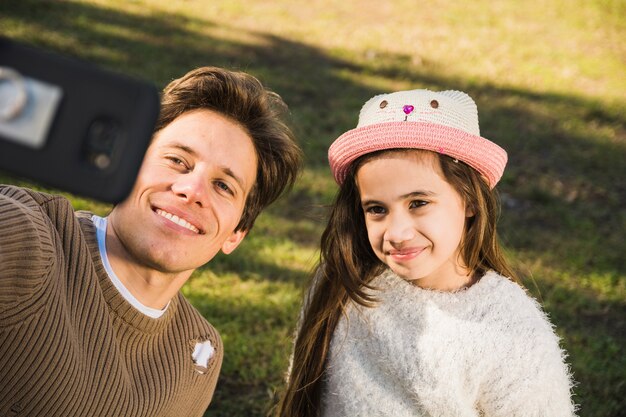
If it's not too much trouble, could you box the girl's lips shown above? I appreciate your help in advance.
[387,247,425,261]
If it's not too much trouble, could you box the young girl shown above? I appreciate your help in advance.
[278,89,577,416]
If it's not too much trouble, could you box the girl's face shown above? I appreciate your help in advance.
[355,151,474,291]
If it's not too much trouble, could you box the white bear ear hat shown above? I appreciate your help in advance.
[328,89,508,189]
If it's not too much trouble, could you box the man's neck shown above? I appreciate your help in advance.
[104,222,192,310]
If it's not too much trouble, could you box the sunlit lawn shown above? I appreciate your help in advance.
[1,1,624,416]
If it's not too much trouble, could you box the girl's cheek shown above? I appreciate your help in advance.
[365,228,378,244]
[369,227,386,247]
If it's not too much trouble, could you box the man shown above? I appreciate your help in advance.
[0,67,302,416]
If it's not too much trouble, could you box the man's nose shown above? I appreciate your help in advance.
[171,171,209,207]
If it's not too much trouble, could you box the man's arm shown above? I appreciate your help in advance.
[0,185,55,319]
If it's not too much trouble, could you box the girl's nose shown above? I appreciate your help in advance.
[384,212,416,243]
[171,172,209,207]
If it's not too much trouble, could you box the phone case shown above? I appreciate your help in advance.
[0,37,160,203]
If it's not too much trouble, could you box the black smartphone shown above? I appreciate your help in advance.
[0,37,159,203]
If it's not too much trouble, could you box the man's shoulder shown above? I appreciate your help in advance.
[0,185,94,279]
[0,185,73,215]
[0,186,74,321]
[0,185,63,239]
[175,293,217,329]
[174,293,223,344]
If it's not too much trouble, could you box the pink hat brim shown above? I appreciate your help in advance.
[328,121,507,188]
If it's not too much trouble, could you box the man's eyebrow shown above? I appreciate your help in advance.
[221,166,246,191]
[167,142,197,156]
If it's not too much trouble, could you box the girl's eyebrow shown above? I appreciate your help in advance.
[361,191,435,206]
[400,190,436,199]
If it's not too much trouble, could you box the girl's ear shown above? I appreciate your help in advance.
[465,204,476,218]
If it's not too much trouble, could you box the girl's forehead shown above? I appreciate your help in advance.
[358,149,441,173]
[356,150,448,191]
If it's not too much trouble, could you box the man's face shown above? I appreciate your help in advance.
[109,109,257,274]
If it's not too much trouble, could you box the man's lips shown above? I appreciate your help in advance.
[154,207,202,234]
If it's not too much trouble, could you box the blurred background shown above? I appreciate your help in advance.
[1,1,624,415]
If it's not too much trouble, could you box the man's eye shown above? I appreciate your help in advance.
[167,156,187,168]
[215,181,232,194]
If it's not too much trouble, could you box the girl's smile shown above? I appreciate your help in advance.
[356,150,474,291]
[387,246,426,262]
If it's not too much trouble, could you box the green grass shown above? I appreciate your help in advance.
[1,0,624,416]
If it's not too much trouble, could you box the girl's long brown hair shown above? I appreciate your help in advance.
[277,149,517,417]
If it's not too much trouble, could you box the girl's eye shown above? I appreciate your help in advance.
[365,205,386,215]
[409,200,428,209]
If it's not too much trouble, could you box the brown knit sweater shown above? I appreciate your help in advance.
[0,185,223,417]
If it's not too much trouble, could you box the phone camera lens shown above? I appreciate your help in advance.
[93,153,111,169]
[84,117,120,170]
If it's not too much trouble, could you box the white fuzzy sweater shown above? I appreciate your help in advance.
[321,270,577,417]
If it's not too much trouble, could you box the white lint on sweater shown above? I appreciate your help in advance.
[192,341,216,371]
[321,270,577,417]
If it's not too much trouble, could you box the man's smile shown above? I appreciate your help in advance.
[155,208,202,234]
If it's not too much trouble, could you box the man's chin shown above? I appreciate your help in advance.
[145,252,216,276]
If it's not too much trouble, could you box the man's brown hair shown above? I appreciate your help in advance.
[156,66,302,231]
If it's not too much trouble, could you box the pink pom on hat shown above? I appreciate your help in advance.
[328,89,507,188]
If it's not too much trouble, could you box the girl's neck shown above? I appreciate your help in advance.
[407,265,477,292]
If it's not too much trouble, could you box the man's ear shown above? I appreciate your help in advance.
[221,229,248,255]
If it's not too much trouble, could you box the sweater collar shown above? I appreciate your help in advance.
[76,211,178,334]
[374,268,503,297]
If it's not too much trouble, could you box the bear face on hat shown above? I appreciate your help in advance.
[328,89,507,188]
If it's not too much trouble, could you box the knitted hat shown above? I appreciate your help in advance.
[328,89,507,188]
